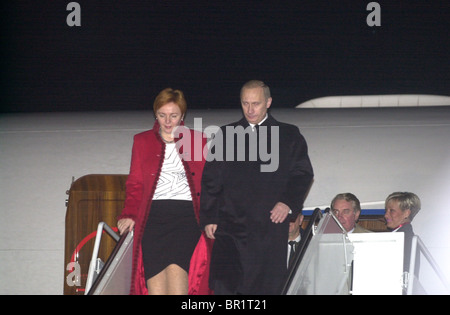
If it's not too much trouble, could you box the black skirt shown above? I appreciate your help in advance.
[141,200,201,280]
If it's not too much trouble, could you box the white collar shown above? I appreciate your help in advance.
[249,114,268,130]
[289,234,301,243]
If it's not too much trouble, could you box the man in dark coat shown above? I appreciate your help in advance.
[200,80,314,294]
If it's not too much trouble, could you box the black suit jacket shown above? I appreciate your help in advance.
[200,114,314,294]
[398,223,419,273]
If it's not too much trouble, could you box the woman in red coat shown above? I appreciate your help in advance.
[117,88,212,295]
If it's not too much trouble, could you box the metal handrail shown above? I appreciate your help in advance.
[84,222,120,294]
[407,235,450,295]
[281,208,323,294]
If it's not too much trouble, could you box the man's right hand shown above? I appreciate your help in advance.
[204,224,218,239]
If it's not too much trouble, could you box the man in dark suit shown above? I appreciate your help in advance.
[200,80,314,294]
[288,213,305,268]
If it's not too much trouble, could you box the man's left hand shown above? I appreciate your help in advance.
[270,202,290,223]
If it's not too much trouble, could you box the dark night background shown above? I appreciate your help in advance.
[1,0,449,113]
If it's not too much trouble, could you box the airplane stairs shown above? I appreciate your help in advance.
[64,175,449,295]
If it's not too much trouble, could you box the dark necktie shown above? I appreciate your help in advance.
[288,241,298,267]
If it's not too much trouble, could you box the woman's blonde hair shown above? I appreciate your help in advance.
[385,192,421,221]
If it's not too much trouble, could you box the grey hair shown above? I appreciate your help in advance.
[330,192,361,213]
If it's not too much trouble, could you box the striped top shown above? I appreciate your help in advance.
[153,143,192,201]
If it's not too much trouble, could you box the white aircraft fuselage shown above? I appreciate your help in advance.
[1,105,449,294]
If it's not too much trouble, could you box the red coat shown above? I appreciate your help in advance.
[118,120,213,295]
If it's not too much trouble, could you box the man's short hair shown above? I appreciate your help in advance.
[330,193,361,213]
[240,80,271,100]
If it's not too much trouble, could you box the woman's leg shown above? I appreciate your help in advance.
[166,264,188,295]
[147,269,167,295]
[147,264,188,295]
